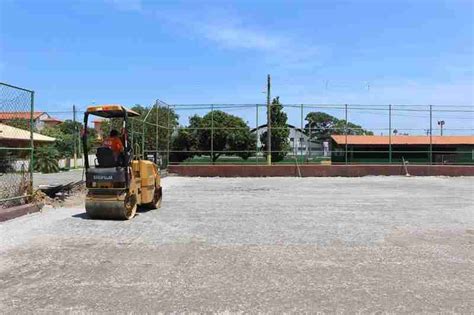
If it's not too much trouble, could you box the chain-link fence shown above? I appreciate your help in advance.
[34,102,474,169]
[164,103,473,165]
[0,82,34,208]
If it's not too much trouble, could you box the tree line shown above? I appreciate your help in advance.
[4,99,373,171]
[169,97,373,163]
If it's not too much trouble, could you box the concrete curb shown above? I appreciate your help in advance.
[0,202,44,222]
[168,165,474,177]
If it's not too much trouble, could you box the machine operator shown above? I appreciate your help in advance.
[102,129,124,159]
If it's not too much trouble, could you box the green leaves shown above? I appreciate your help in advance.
[34,146,60,173]
[171,110,256,163]
[305,111,373,141]
[260,97,290,162]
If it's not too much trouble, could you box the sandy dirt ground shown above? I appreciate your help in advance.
[33,169,84,188]
[1,176,473,313]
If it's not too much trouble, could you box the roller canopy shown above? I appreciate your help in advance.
[86,105,140,118]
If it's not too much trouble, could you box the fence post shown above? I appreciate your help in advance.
[73,104,77,168]
[266,74,271,165]
[300,104,304,162]
[142,113,146,159]
[308,121,312,160]
[344,104,348,165]
[155,101,159,164]
[211,104,214,164]
[429,105,433,165]
[29,90,34,196]
[389,104,392,164]
[256,104,259,165]
[166,104,171,168]
[130,119,134,156]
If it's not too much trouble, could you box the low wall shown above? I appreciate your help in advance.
[0,202,43,222]
[168,165,474,177]
[58,155,95,168]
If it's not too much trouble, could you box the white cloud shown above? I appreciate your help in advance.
[196,18,325,69]
[200,23,282,51]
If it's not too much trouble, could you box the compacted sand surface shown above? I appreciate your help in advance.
[1,176,473,313]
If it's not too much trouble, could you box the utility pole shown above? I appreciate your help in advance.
[266,74,271,165]
[73,104,77,168]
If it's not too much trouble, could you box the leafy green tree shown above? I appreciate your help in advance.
[171,110,256,163]
[305,112,373,141]
[41,120,97,159]
[40,126,75,158]
[4,118,32,131]
[260,97,290,162]
[195,110,256,162]
[170,128,198,162]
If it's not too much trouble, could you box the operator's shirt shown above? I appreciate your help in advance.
[102,137,124,154]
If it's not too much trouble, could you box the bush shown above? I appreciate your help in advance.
[0,151,14,174]
[34,146,60,173]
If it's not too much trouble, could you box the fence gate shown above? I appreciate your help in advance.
[0,82,34,208]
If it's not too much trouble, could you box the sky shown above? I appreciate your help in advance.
[0,0,473,133]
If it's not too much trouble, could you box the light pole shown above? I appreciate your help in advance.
[437,120,445,136]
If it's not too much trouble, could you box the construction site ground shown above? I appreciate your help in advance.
[1,176,473,313]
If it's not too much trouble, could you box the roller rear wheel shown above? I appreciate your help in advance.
[123,194,137,219]
[142,186,162,210]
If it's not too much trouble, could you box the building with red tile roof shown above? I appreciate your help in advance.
[0,111,63,130]
[330,135,474,164]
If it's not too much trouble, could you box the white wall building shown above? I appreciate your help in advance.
[251,124,323,156]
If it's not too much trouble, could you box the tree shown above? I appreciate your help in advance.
[170,128,198,162]
[305,111,373,141]
[260,97,290,162]
[40,126,75,158]
[40,120,97,159]
[171,110,256,163]
[4,118,32,131]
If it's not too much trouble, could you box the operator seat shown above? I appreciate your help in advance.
[96,147,117,168]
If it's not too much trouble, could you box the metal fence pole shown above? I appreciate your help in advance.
[166,104,171,168]
[155,101,159,163]
[429,105,433,165]
[130,119,134,155]
[73,104,77,168]
[308,105,312,160]
[266,74,271,165]
[300,104,304,162]
[211,104,214,164]
[29,90,34,196]
[256,104,259,165]
[142,113,146,159]
[389,104,392,164]
[344,104,348,165]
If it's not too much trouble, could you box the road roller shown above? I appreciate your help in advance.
[82,105,162,220]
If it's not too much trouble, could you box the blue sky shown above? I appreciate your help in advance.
[0,0,473,133]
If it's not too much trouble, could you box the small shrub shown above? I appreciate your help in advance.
[34,146,60,173]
